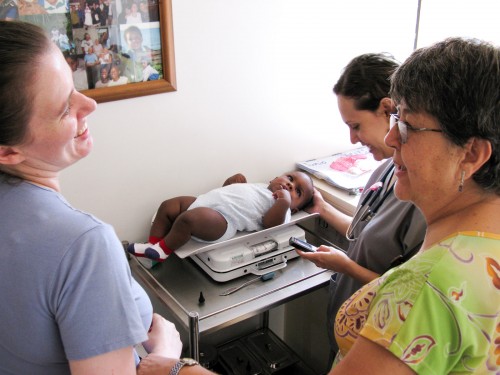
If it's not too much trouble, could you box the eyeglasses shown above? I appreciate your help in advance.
[390,114,443,144]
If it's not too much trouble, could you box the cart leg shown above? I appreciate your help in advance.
[188,311,200,360]
[262,310,270,329]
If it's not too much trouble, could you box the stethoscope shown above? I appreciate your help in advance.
[345,163,396,241]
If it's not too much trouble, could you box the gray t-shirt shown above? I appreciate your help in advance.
[327,159,426,354]
[0,180,150,374]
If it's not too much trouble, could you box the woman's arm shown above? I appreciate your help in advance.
[330,336,415,375]
[306,189,352,237]
[138,354,217,375]
[70,314,185,375]
[298,246,379,284]
[69,346,137,375]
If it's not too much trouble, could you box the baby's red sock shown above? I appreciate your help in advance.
[158,239,174,255]
[149,236,162,244]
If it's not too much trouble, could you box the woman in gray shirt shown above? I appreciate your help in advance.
[298,53,426,362]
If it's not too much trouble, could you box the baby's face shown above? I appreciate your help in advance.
[268,171,313,211]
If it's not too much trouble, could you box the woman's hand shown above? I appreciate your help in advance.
[297,245,351,273]
[305,188,327,215]
[138,354,217,375]
[304,188,353,237]
[137,354,177,375]
[142,313,182,359]
[298,246,380,284]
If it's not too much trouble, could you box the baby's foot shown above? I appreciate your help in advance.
[127,242,152,257]
[128,242,170,262]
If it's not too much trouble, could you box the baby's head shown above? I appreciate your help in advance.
[268,171,314,213]
[124,25,143,51]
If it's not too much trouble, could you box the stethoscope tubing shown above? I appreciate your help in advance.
[346,163,395,241]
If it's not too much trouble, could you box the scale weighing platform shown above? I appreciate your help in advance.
[137,211,318,282]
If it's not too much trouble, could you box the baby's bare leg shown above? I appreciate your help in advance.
[150,196,197,239]
[164,207,228,250]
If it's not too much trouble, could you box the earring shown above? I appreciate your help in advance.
[458,171,465,192]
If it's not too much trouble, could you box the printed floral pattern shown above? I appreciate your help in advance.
[334,232,500,374]
[401,335,436,365]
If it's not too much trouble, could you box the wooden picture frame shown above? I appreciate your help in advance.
[85,0,176,103]
[13,0,176,103]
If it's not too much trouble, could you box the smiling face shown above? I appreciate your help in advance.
[110,65,120,81]
[100,66,109,82]
[385,103,464,217]
[12,46,96,187]
[267,171,314,211]
[337,95,394,161]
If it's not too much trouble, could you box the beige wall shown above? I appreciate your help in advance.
[60,0,418,242]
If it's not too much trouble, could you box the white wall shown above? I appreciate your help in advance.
[60,0,418,242]
[417,0,500,48]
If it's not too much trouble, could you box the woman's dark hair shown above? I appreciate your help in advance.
[391,37,500,194]
[0,21,51,147]
[333,53,399,111]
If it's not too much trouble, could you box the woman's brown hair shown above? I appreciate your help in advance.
[0,21,52,147]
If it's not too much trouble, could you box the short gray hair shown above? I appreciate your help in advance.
[391,38,500,194]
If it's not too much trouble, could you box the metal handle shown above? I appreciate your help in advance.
[251,259,287,275]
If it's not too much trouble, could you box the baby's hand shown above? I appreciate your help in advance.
[273,188,291,204]
[223,173,247,186]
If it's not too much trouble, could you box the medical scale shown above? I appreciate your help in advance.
[173,211,318,282]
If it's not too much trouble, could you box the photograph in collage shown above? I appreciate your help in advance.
[4,0,163,91]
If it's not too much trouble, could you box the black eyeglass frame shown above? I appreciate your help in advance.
[390,114,443,144]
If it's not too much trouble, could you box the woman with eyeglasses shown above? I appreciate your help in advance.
[296,53,426,364]
[329,37,500,374]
